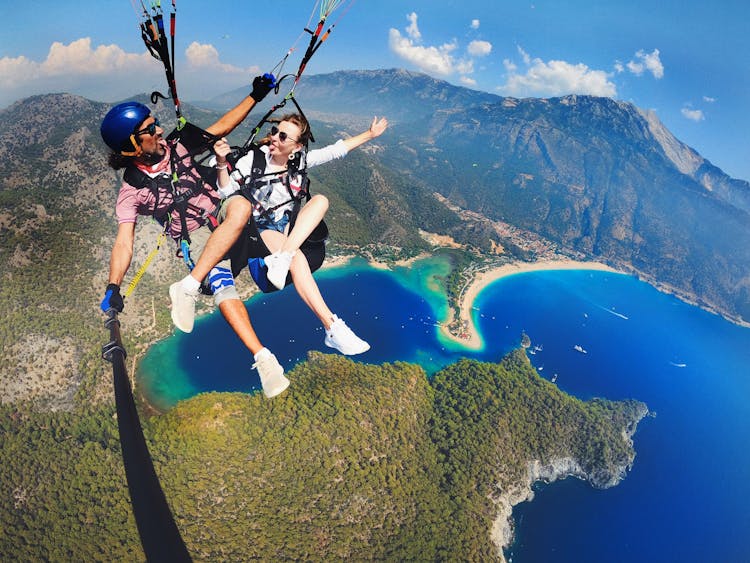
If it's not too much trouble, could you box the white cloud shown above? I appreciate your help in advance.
[460,76,477,86]
[0,38,152,85]
[185,42,247,74]
[0,54,38,83]
[641,49,664,78]
[467,40,492,57]
[389,13,494,82]
[626,49,664,79]
[0,38,156,107]
[0,37,259,108]
[388,21,457,76]
[517,46,532,66]
[181,42,261,100]
[45,38,151,75]
[681,107,705,121]
[614,61,624,73]
[406,12,421,40]
[470,19,480,30]
[456,59,474,75]
[703,95,716,103]
[626,60,642,75]
[503,59,518,73]
[499,49,616,97]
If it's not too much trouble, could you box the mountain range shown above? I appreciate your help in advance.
[0,69,748,407]
[0,67,741,560]
[238,69,749,323]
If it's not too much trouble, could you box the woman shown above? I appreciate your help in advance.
[213,113,388,355]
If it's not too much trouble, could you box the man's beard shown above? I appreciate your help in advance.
[141,147,165,165]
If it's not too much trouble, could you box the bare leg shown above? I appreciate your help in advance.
[170,198,253,333]
[218,294,289,398]
[260,220,369,356]
[278,195,328,254]
[261,228,335,329]
[218,297,263,355]
[190,196,252,282]
[289,253,335,329]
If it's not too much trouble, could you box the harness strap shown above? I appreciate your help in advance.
[123,229,168,298]
[121,151,220,291]
[232,145,311,221]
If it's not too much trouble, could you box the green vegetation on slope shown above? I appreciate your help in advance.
[430,352,645,559]
[0,351,646,561]
[0,92,647,560]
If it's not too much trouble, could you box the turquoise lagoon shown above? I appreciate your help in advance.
[139,257,750,562]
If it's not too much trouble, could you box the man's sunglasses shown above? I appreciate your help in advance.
[135,118,160,137]
[270,125,298,144]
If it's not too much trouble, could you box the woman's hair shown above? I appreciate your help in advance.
[108,151,133,170]
[278,113,311,146]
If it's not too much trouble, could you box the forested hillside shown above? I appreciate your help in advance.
[0,352,646,560]
[0,94,117,409]
[384,94,750,322]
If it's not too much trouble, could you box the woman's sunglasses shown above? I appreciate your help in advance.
[270,125,298,144]
[135,118,160,137]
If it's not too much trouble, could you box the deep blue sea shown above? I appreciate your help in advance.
[139,257,750,562]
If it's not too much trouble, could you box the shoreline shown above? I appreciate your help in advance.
[322,252,431,272]
[324,252,749,333]
[439,259,620,350]
[491,402,648,559]
[137,253,745,412]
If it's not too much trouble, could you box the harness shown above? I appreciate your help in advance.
[122,153,219,270]
[126,0,350,295]
[235,146,308,221]
[225,145,328,292]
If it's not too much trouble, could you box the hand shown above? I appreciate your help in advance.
[213,138,231,163]
[100,283,124,313]
[250,73,276,103]
[369,116,388,138]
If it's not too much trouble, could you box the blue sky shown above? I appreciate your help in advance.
[1,0,748,180]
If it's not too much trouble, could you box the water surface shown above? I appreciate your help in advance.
[139,260,750,561]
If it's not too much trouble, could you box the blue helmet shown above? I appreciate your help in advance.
[100,101,151,155]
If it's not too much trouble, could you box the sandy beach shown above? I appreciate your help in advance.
[440,259,620,350]
[322,254,621,349]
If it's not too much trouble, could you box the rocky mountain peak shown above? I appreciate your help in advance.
[636,106,704,176]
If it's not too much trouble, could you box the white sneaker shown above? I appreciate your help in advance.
[265,251,294,290]
[169,281,199,333]
[252,349,289,398]
[324,315,371,355]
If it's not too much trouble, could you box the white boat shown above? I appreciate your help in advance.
[573,345,588,354]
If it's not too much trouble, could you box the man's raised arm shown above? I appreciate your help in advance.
[206,74,276,137]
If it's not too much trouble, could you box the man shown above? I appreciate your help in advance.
[99,75,290,399]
